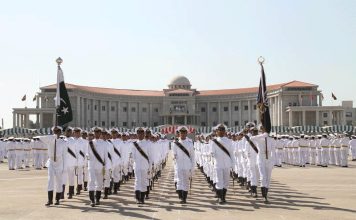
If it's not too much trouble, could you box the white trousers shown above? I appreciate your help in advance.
[134,169,148,192]
[258,160,273,188]
[214,168,230,190]
[88,168,104,191]
[7,153,16,169]
[176,169,190,191]
[48,163,63,192]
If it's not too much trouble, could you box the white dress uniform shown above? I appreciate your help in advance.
[309,138,317,165]
[172,138,195,199]
[130,139,153,204]
[251,132,275,202]
[275,139,285,167]
[15,140,24,169]
[40,135,67,205]
[244,135,259,188]
[210,136,235,201]
[0,140,4,163]
[298,138,309,167]
[334,138,341,166]
[329,138,336,165]
[339,137,349,167]
[23,140,32,168]
[63,136,78,198]
[349,138,356,161]
[319,137,330,167]
[6,139,16,170]
[87,138,110,206]
[74,137,88,193]
[110,138,123,193]
[32,139,43,169]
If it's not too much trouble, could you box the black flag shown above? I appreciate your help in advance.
[55,59,73,126]
[257,60,271,133]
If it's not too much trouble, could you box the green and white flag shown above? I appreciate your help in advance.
[55,58,73,126]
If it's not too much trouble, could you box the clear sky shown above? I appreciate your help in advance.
[0,0,355,129]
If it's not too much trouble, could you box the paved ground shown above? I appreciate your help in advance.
[1,158,356,220]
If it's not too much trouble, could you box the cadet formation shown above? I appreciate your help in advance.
[0,122,356,207]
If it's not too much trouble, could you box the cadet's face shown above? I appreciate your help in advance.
[82,134,88,139]
[122,135,128,141]
[94,131,101,139]
[74,131,81,138]
[217,128,225,137]
[137,130,144,140]
[179,130,187,140]
[88,134,94,140]
[66,130,72,137]
[112,132,118,139]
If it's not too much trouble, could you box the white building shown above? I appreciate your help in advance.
[12,76,353,129]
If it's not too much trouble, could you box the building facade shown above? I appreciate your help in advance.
[12,76,352,129]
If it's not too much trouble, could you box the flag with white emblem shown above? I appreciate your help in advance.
[257,58,271,133]
[54,58,73,126]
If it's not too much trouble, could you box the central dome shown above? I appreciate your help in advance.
[168,76,191,89]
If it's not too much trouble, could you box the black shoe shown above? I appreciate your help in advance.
[181,191,187,204]
[251,186,258,198]
[45,191,53,206]
[89,191,95,207]
[178,190,183,201]
[55,193,61,205]
[103,187,109,199]
[84,182,88,191]
[113,182,118,194]
[146,186,150,199]
[76,184,82,195]
[140,192,145,204]
[217,190,224,204]
[68,186,74,199]
[61,185,65,200]
[135,191,141,204]
[222,189,227,203]
[95,191,101,205]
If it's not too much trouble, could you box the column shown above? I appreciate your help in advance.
[280,96,284,126]
[207,102,210,126]
[302,110,306,126]
[341,111,346,125]
[318,95,322,106]
[117,101,120,127]
[315,111,319,126]
[25,114,29,128]
[40,113,43,128]
[52,113,56,126]
[218,102,221,123]
[172,116,175,125]
[328,110,333,125]
[289,110,293,127]
[239,101,242,125]
[148,103,152,126]
[76,96,80,127]
[248,100,252,122]
[12,112,15,128]
[228,101,232,127]
[184,115,187,125]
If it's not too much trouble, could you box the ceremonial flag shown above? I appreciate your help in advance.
[32,95,36,101]
[257,59,271,133]
[54,58,73,126]
[332,92,337,100]
[21,95,26,101]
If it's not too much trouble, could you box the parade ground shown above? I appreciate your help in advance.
[0,157,355,220]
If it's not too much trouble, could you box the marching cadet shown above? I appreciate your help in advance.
[32,137,43,169]
[298,134,309,167]
[250,125,275,203]
[172,126,195,204]
[350,135,356,161]
[244,126,260,197]
[23,138,32,168]
[329,135,336,165]
[63,127,77,200]
[275,136,284,167]
[210,124,235,204]
[339,134,349,167]
[309,136,317,165]
[130,127,153,205]
[319,134,330,167]
[81,130,89,191]
[334,135,342,166]
[110,128,124,194]
[6,137,16,170]
[101,129,114,200]
[15,138,24,169]
[73,127,88,195]
[120,132,131,182]
[87,127,110,207]
[40,126,67,206]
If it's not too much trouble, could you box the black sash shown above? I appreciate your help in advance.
[79,150,85,158]
[244,135,259,154]
[133,141,149,163]
[174,141,190,159]
[89,141,105,166]
[212,139,231,158]
[108,140,121,158]
[108,152,112,162]
[67,147,77,159]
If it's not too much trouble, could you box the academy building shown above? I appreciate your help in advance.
[12,76,354,129]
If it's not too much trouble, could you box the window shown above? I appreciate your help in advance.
[323,113,328,118]
[201,107,206,112]
[253,105,257,110]
[131,107,136,112]
[254,120,257,124]
[123,107,127,112]
[212,107,217,112]
[142,107,147,113]
[244,120,248,125]
[224,121,229,126]
[234,121,239,126]
[293,103,297,106]
[244,106,248,111]
[94,121,97,126]
[94,105,97,111]
[101,121,105,126]
[153,122,158,127]
[102,106,106,111]
[201,122,206,126]
[142,122,147,127]
[122,122,127,127]
[213,121,217,126]
[346,112,352,117]
[111,106,115,111]
[131,121,136,127]
[111,121,115,127]
[224,107,228,112]
[323,121,328,125]
[154,108,159,113]
[88,105,90,110]
[234,106,239,111]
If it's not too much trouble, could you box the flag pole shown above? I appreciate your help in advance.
[55,57,63,126]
